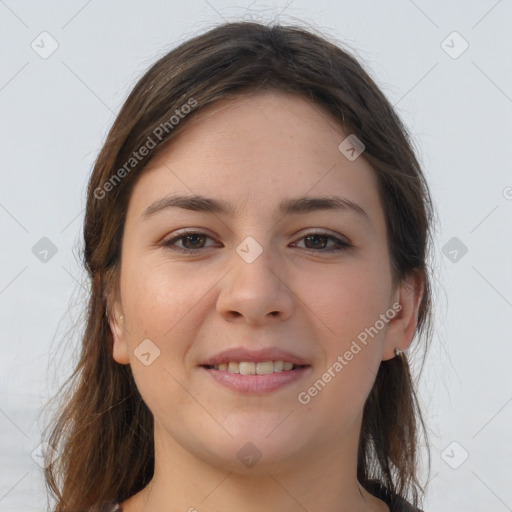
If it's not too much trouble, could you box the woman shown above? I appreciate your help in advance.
[43,21,435,512]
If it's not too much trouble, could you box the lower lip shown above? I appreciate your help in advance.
[200,366,312,393]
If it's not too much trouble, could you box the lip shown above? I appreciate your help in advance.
[200,365,312,393]
[199,347,310,366]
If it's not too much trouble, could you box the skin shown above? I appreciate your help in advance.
[108,90,423,512]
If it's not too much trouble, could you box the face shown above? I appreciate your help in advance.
[109,91,417,473]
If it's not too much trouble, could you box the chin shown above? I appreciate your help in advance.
[195,424,312,474]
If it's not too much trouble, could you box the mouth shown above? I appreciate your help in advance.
[199,361,312,393]
[200,361,309,374]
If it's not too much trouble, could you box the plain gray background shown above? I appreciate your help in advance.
[1,1,511,510]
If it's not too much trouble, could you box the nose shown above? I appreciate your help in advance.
[216,245,295,326]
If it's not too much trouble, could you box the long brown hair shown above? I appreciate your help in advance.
[42,20,435,511]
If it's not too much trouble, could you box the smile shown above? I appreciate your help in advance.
[200,363,312,393]
[203,360,305,374]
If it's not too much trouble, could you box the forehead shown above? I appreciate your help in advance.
[125,91,384,227]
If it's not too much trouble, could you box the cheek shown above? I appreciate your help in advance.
[120,259,200,417]
[302,261,392,343]
[117,263,189,395]
[298,264,390,408]
[122,257,206,338]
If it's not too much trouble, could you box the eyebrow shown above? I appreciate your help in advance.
[141,194,369,222]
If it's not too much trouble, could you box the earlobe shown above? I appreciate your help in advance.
[107,303,130,365]
[382,273,424,361]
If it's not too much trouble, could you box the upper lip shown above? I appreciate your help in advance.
[200,347,311,366]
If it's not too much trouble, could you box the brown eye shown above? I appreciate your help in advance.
[294,230,351,253]
[178,233,207,249]
[163,231,217,253]
[304,233,329,249]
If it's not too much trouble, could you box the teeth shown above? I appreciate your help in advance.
[227,362,239,373]
[273,360,284,372]
[211,360,299,374]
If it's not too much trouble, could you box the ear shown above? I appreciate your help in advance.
[106,291,130,365]
[381,272,424,361]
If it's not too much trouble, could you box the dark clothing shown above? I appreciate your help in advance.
[367,481,423,511]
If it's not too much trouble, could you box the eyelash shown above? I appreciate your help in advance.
[162,229,351,254]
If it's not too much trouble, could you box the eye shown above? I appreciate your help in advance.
[162,229,351,254]
[162,230,217,253]
[292,229,352,253]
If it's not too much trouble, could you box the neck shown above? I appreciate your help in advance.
[124,413,387,512]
